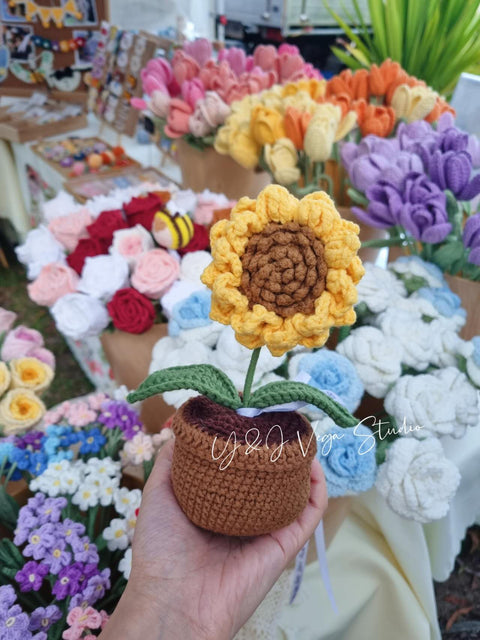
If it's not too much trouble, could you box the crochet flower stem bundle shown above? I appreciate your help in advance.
[128,185,364,535]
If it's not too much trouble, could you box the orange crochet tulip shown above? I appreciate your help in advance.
[284,106,312,150]
[368,63,387,97]
[357,103,395,137]
[351,68,369,101]
[425,98,456,123]
[326,69,354,100]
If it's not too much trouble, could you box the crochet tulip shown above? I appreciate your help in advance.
[357,103,395,137]
[171,50,200,84]
[183,38,212,67]
[349,153,391,192]
[284,106,311,150]
[164,99,193,138]
[429,150,472,196]
[264,137,300,185]
[352,180,403,229]
[181,78,205,110]
[218,46,247,75]
[463,213,480,265]
[398,173,451,243]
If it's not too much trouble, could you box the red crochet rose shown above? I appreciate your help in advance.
[124,193,166,229]
[178,222,210,255]
[107,287,156,334]
[66,237,108,274]
[86,210,128,244]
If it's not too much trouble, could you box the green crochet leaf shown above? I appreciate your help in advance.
[0,485,19,531]
[127,365,242,410]
[248,381,358,428]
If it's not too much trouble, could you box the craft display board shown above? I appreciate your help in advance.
[64,165,175,202]
[32,135,139,177]
[0,0,108,100]
[0,98,86,141]
[89,24,160,137]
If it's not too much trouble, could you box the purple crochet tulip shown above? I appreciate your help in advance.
[395,151,424,175]
[460,174,480,201]
[437,127,469,153]
[397,120,438,153]
[429,150,472,196]
[397,173,451,243]
[352,179,403,229]
[349,153,392,191]
[463,213,480,265]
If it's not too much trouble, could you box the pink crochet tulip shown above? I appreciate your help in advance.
[141,58,172,94]
[164,99,193,138]
[181,78,205,109]
[218,46,247,76]
[253,44,278,71]
[278,42,300,56]
[199,92,230,127]
[183,38,212,67]
[171,50,200,84]
[277,52,305,82]
[149,90,171,118]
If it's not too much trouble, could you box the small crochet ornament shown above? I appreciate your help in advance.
[129,185,364,536]
[152,211,194,249]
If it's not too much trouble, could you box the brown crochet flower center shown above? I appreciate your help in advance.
[240,222,328,318]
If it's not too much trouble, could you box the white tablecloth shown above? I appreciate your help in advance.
[277,423,480,639]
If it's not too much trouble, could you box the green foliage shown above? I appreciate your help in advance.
[326,0,480,95]
[0,485,20,531]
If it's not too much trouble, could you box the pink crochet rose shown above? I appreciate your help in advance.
[171,50,200,84]
[27,262,79,307]
[131,249,180,298]
[48,208,92,252]
[183,38,212,67]
[1,325,44,361]
[164,99,193,138]
[110,225,153,267]
[181,78,205,110]
[0,307,16,334]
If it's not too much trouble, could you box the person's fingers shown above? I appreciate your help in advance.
[296,458,328,537]
[144,439,174,493]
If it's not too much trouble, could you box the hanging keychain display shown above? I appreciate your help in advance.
[7,0,83,28]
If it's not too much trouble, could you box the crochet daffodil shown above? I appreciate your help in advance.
[201,184,364,356]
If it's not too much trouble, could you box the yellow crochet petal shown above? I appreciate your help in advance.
[297,190,339,238]
[255,185,298,224]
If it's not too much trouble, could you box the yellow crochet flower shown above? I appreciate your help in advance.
[283,90,317,115]
[0,362,11,397]
[264,138,300,185]
[391,84,438,123]
[10,357,54,394]
[282,78,326,100]
[250,105,285,145]
[0,388,46,434]
[202,185,364,356]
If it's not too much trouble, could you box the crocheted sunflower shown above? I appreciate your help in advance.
[202,184,364,355]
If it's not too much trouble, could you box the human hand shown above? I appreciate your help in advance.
[100,439,327,640]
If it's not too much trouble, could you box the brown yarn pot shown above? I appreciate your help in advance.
[171,397,317,536]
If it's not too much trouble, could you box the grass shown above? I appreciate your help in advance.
[0,264,93,407]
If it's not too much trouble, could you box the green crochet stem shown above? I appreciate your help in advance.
[242,347,261,406]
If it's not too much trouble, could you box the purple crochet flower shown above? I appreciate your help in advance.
[15,432,44,451]
[71,535,99,564]
[28,605,62,633]
[52,563,83,599]
[61,518,86,543]
[23,523,56,561]
[36,497,67,526]
[463,213,480,265]
[352,179,403,229]
[15,562,49,592]
[429,150,472,196]
[43,537,71,575]
[437,127,469,153]
[14,514,38,546]
[0,602,30,638]
[397,120,438,153]
[81,569,111,606]
[349,153,392,191]
[397,173,451,243]
[460,174,480,202]
[98,401,143,439]
[0,585,16,614]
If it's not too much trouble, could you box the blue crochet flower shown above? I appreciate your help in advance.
[471,336,480,367]
[27,452,49,476]
[295,350,364,412]
[169,290,212,336]
[0,441,14,466]
[416,287,466,319]
[317,424,377,497]
[8,447,32,471]
[78,428,106,455]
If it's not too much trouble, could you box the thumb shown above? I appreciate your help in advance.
[144,439,174,493]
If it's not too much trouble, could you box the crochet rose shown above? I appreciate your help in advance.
[384,367,478,439]
[376,438,460,523]
[0,389,46,434]
[48,208,92,251]
[1,326,43,361]
[337,326,403,398]
[356,263,406,313]
[124,193,167,230]
[66,237,108,275]
[27,263,79,307]
[51,293,110,340]
[109,225,154,267]
[15,226,66,280]
[177,223,209,256]
[379,308,435,371]
[9,357,54,394]
[107,288,156,334]
[131,249,180,299]
[179,250,212,288]
[86,210,128,245]
[78,254,129,301]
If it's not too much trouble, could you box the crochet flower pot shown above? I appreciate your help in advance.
[170,395,316,536]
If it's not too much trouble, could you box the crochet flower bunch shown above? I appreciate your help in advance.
[134,40,321,147]
[18,184,236,339]
[344,113,480,280]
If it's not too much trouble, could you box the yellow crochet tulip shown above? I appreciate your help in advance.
[10,357,54,394]
[283,90,317,114]
[0,362,10,397]
[391,84,438,123]
[335,110,358,142]
[0,388,46,434]
[282,78,326,100]
[250,105,285,145]
[264,138,301,186]
[202,185,364,356]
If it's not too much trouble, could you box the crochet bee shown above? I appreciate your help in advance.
[152,211,194,250]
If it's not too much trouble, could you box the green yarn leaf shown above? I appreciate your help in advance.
[248,381,358,428]
[127,365,242,410]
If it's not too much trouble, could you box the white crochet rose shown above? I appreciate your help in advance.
[175,322,223,348]
[388,256,446,288]
[356,263,406,313]
[180,251,212,288]
[466,354,480,388]
[166,189,197,216]
[149,335,212,408]
[42,191,81,222]
[428,322,474,368]
[378,308,434,370]
[78,254,129,301]
[384,367,479,439]
[337,326,403,398]
[376,438,460,523]
[109,225,154,267]
[212,326,285,390]
[15,226,66,280]
[51,293,110,340]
